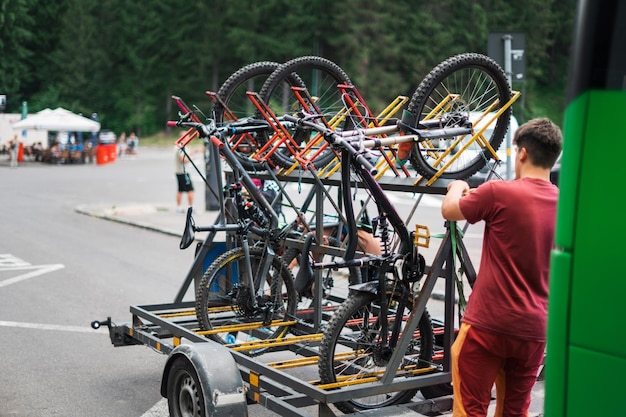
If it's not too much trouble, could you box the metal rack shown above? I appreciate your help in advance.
[94,135,477,416]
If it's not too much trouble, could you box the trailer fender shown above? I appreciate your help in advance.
[161,342,247,417]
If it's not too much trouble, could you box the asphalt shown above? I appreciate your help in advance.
[75,202,545,417]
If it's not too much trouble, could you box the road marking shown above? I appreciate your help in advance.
[140,399,167,417]
[0,264,65,288]
[0,254,65,288]
[0,253,31,267]
[0,320,102,333]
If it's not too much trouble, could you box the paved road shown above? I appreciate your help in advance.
[1,150,195,417]
[0,149,543,416]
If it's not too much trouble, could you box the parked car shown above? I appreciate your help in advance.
[98,130,117,144]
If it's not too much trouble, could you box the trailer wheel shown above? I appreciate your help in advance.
[167,357,205,417]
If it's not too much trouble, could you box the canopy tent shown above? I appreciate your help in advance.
[12,107,100,132]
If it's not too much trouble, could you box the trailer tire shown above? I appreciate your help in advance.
[162,343,247,417]
[167,357,206,417]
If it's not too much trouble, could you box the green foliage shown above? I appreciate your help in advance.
[0,0,36,108]
[1,0,576,133]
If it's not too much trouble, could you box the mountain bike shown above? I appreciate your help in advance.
[283,103,494,411]
[169,109,302,356]
[281,112,443,413]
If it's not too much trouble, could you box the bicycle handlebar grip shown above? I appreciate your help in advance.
[166,121,178,127]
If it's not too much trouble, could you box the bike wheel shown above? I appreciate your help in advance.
[407,53,512,180]
[318,289,435,413]
[195,246,297,356]
[257,56,355,170]
[214,61,282,171]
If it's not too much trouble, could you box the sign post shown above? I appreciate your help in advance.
[488,32,526,180]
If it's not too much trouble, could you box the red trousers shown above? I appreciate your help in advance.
[451,323,544,417]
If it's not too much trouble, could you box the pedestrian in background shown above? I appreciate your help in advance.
[441,118,562,417]
[90,113,99,147]
[118,132,127,157]
[9,135,19,168]
[175,146,199,213]
[127,132,138,155]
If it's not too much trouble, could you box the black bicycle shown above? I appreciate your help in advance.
[281,112,449,413]
[169,110,302,356]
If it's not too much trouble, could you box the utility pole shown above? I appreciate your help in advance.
[503,34,513,180]
[488,32,526,180]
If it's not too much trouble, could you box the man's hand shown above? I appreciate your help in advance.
[447,179,470,194]
[442,180,470,221]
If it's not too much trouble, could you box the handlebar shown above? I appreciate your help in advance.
[167,118,271,141]
[282,114,378,176]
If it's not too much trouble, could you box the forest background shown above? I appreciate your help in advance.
[0,0,575,139]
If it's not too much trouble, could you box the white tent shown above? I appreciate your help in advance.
[12,107,100,132]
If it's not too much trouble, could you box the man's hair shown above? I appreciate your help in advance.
[513,118,562,168]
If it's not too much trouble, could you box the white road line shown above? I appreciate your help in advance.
[140,399,167,417]
[0,264,65,288]
[0,320,102,333]
[0,253,31,267]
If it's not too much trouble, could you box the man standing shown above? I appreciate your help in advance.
[9,135,19,168]
[441,118,562,417]
[175,146,195,213]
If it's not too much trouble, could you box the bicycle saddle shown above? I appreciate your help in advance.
[179,207,196,250]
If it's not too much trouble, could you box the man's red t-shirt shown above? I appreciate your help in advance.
[458,177,558,341]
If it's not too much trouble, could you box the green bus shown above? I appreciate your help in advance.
[546,0,626,415]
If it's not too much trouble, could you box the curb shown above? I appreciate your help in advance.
[74,205,183,238]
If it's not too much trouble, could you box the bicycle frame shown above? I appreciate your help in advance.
[283,113,477,382]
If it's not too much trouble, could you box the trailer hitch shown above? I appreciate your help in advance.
[91,317,137,347]
[90,318,111,330]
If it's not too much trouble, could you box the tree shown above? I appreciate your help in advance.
[49,0,102,116]
[0,0,35,112]
[2,0,576,133]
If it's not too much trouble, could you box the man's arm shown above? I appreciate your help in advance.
[441,180,470,221]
